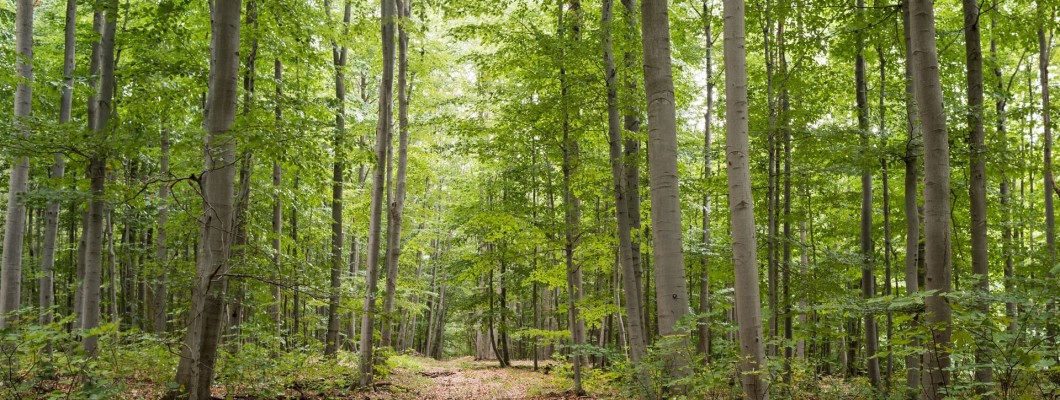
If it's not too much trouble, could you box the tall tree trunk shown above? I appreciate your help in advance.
[619,0,645,349]
[722,0,770,397]
[81,160,107,355]
[558,1,586,394]
[225,0,259,349]
[151,128,170,334]
[901,0,921,394]
[271,58,284,339]
[359,0,397,387]
[347,232,359,348]
[426,260,445,359]
[289,175,301,347]
[106,211,118,329]
[797,221,809,360]
[81,0,118,355]
[40,0,77,331]
[498,252,512,366]
[120,220,132,328]
[992,17,1017,333]
[764,6,778,357]
[640,0,692,383]
[909,0,953,397]
[1039,3,1054,289]
[698,1,715,364]
[399,249,424,350]
[0,0,35,328]
[875,34,895,389]
[430,267,447,359]
[174,0,242,396]
[961,0,992,389]
[74,207,90,331]
[855,0,881,387]
[381,0,412,349]
[325,0,352,357]
[1038,3,1058,361]
[601,0,648,369]
[228,153,252,348]
[779,19,794,384]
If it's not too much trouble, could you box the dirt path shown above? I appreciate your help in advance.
[363,356,589,400]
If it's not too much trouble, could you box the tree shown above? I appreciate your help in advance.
[174,0,242,396]
[82,0,119,355]
[639,0,692,382]
[961,0,992,389]
[1039,2,1054,279]
[39,0,77,331]
[698,0,716,364]
[602,0,649,385]
[271,58,284,341]
[559,1,586,393]
[325,0,352,357]
[151,126,170,334]
[900,0,921,394]
[381,0,412,349]
[908,0,953,397]
[722,0,769,397]
[0,0,35,328]
[359,0,397,387]
[855,0,881,387]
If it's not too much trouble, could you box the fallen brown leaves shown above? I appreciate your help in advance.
[353,356,586,400]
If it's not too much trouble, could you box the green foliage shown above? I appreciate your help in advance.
[0,314,125,399]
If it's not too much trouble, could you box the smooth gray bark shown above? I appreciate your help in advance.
[909,0,953,397]
[779,19,794,383]
[271,59,284,339]
[855,0,881,387]
[601,0,651,393]
[174,0,242,396]
[40,0,77,329]
[1039,5,1054,277]
[901,0,922,394]
[797,221,808,359]
[602,0,647,360]
[558,1,586,394]
[151,128,170,334]
[722,0,769,397]
[325,0,352,357]
[381,0,411,349]
[81,0,117,355]
[640,0,692,382]
[992,17,1017,333]
[359,0,397,387]
[81,161,106,355]
[0,0,35,327]
[961,0,992,390]
[698,0,715,364]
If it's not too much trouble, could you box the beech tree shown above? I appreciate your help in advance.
[640,0,691,384]
[723,0,769,397]
[909,0,953,396]
[174,0,242,396]
[0,0,34,328]
[358,0,397,388]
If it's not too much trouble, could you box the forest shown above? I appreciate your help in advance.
[0,0,1058,398]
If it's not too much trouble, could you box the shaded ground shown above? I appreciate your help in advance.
[359,356,592,400]
[29,355,589,399]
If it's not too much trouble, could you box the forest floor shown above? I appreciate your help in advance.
[354,356,593,400]
[58,353,594,399]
